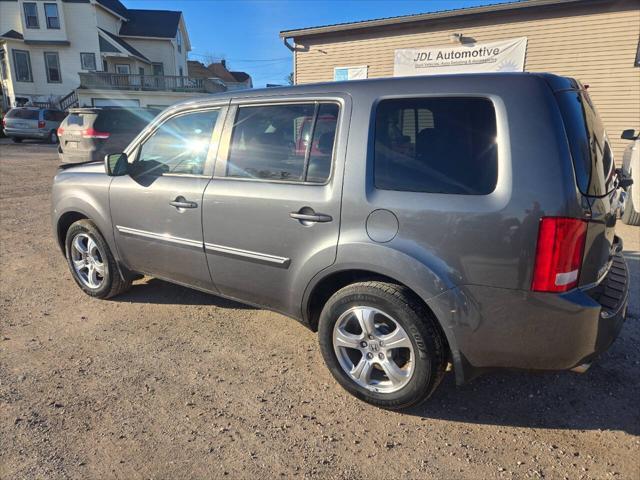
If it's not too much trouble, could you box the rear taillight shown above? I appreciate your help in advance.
[1,118,5,128]
[57,127,64,136]
[38,120,46,129]
[531,217,588,293]
[82,128,110,139]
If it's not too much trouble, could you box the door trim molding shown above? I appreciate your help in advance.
[204,242,290,268]
[116,225,203,250]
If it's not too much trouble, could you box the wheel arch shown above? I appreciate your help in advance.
[56,211,89,255]
[303,266,457,361]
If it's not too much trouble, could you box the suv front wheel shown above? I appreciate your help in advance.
[65,219,131,299]
[318,281,447,410]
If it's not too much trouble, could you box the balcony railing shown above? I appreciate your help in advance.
[78,72,221,93]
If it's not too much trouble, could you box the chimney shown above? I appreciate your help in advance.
[221,59,226,68]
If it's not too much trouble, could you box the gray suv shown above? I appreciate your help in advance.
[51,73,630,409]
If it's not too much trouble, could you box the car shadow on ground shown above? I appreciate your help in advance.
[111,252,639,435]
[112,278,255,309]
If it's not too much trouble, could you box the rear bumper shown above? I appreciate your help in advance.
[426,253,630,384]
[3,128,48,139]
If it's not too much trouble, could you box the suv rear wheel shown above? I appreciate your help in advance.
[65,219,131,299]
[318,281,447,409]
[11,137,22,143]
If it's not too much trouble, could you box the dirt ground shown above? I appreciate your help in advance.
[1,139,639,480]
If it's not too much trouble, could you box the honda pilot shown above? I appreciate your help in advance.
[51,73,630,409]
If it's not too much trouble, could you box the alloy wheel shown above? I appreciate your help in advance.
[332,306,415,393]
[70,233,106,289]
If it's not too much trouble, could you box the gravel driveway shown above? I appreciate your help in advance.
[1,140,639,479]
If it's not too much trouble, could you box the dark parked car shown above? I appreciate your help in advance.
[52,73,630,409]
[2,107,66,143]
[57,107,159,164]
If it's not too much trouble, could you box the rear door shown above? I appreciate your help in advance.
[202,95,348,314]
[555,86,618,286]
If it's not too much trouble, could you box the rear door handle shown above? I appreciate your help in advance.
[289,211,333,223]
[170,196,198,209]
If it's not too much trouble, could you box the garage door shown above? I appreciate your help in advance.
[92,98,140,107]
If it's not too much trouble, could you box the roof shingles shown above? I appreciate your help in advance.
[119,10,181,38]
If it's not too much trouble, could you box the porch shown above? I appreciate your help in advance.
[78,72,223,93]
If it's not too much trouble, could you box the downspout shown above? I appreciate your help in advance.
[283,37,296,85]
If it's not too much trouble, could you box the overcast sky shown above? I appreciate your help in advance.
[126,0,517,87]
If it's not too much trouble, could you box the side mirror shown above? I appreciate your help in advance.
[104,152,128,176]
[621,129,637,141]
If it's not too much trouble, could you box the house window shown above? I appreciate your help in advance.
[179,67,183,77]
[12,49,33,82]
[177,29,183,53]
[152,62,164,75]
[115,64,130,74]
[80,52,96,71]
[44,3,60,29]
[23,2,39,29]
[102,59,108,72]
[44,52,61,83]
[0,50,7,80]
[138,67,145,76]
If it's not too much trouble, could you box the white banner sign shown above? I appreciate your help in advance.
[394,37,527,77]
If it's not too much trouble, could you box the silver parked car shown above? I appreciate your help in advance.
[52,73,630,409]
[619,129,639,225]
[2,107,66,143]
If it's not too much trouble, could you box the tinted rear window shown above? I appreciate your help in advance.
[374,97,498,195]
[556,90,611,196]
[94,109,156,133]
[6,108,39,120]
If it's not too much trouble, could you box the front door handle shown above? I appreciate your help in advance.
[289,209,332,224]
[170,196,198,209]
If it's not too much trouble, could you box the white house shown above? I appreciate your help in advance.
[0,0,223,110]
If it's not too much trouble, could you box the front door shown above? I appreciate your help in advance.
[202,97,348,315]
[110,106,224,290]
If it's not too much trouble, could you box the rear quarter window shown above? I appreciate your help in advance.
[374,97,498,195]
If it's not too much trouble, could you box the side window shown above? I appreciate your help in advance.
[132,110,218,177]
[226,102,338,183]
[374,97,497,195]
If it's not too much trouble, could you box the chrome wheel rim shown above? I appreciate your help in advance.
[333,306,415,393]
[70,233,105,289]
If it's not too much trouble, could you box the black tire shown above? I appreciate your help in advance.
[11,137,22,143]
[64,219,131,299]
[621,192,640,226]
[48,129,58,144]
[318,281,447,410]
